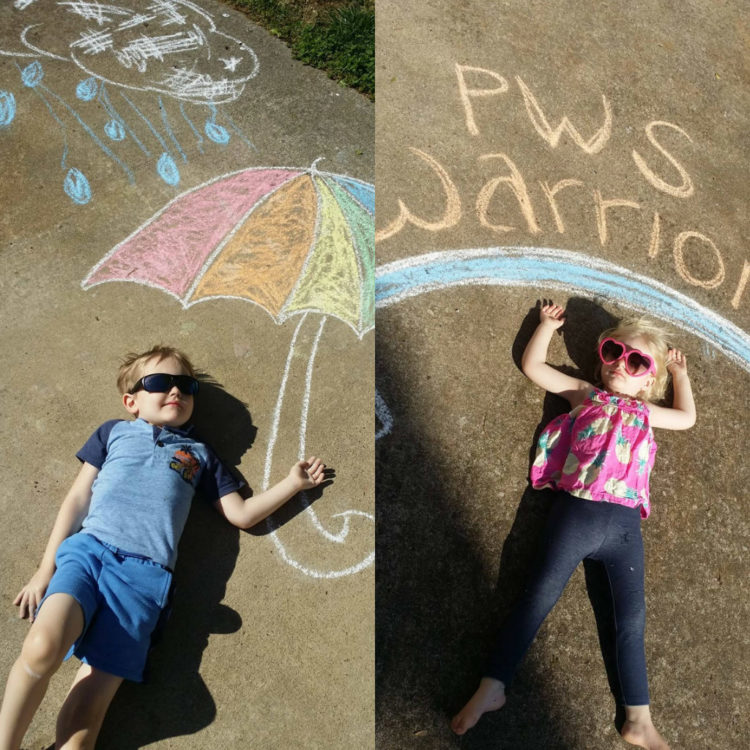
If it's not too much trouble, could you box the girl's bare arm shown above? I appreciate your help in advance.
[648,350,696,430]
[522,303,591,407]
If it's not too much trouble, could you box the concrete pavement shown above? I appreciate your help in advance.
[375,1,748,748]
[0,1,373,747]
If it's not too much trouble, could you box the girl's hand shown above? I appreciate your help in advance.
[540,302,566,329]
[14,570,53,622]
[667,348,688,376]
[289,457,326,491]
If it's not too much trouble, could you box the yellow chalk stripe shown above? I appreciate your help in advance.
[284,177,361,328]
[190,175,317,315]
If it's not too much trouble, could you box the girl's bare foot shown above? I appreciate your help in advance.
[450,677,506,735]
[621,705,670,750]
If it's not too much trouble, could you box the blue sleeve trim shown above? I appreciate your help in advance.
[76,420,122,469]
[197,449,244,501]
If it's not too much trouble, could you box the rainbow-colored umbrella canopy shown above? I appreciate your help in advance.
[82,165,374,336]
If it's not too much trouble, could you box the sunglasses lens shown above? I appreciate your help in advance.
[140,374,199,394]
[141,374,171,392]
[626,352,652,375]
[600,339,624,363]
[177,375,199,395]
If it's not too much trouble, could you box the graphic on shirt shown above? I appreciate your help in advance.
[169,447,201,485]
[529,389,657,517]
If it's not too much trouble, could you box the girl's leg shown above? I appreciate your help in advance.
[598,518,649,707]
[55,664,123,750]
[452,493,603,734]
[621,705,670,750]
[0,593,84,750]
[485,493,602,685]
[595,509,669,750]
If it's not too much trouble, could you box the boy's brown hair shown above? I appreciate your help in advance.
[117,346,196,394]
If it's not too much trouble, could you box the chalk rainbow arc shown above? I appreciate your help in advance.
[375,246,750,373]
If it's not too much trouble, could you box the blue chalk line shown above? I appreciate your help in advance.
[375,247,750,372]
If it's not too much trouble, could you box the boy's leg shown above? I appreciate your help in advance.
[55,664,123,750]
[0,593,84,750]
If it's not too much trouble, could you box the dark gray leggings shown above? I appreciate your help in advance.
[486,491,650,705]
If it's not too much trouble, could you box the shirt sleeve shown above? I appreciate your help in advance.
[197,449,245,501]
[75,420,122,468]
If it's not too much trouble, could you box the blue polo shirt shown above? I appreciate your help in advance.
[76,419,241,569]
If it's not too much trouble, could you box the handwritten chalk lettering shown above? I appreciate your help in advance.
[476,153,541,235]
[632,121,695,198]
[455,66,696,199]
[593,191,641,246]
[377,146,747,309]
[731,261,750,310]
[540,179,584,234]
[375,147,461,243]
[673,231,725,289]
[515,76,612,154]
[648,212,661,259]
[454,63,509,137]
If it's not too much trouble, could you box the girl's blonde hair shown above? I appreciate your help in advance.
[117,345,196,394]
[596,317,672,401]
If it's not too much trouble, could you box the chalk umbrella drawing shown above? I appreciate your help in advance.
[0,0,259,203]
[82,162,374,578]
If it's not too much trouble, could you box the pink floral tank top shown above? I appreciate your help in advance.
[529,388,657,518]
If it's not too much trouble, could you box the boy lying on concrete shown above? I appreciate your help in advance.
[0,345,326,750]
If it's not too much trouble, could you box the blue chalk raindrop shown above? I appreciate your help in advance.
[63,168,92,205]
[205,121,230,144]
[76,77,99,101]
[21,61,44,88]
[157,152,180,185]
[0,90,16,127]
[104,119,126,141]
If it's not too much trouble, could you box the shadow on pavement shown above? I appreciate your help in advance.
[376,297,634,748]
[375,306,568,748]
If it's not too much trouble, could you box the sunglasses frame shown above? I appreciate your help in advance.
[598,338,655,378]
[130,373,200,396]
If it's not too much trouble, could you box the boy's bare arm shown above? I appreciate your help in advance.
[15,462,99,621]
[213,457,326,529]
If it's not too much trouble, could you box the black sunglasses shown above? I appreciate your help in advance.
[130,373,200,396]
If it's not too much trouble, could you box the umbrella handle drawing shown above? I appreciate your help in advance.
[263,313,375,579]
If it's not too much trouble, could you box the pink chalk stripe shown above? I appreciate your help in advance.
[85,169,302,298]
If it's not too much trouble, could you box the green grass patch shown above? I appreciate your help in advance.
[229,1,374,99]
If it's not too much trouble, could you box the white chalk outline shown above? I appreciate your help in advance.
[80,164,375,579]
[4,1,261,104]
[262,313,374,579]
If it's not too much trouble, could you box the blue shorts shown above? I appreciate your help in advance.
[39,533,173,682]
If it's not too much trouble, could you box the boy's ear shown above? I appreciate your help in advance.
[122,392,139,417]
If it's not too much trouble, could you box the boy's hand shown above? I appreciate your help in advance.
[289,457,326,491]
[667,348,688,377]
[540,302,566,329]
[14,570,53,622]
